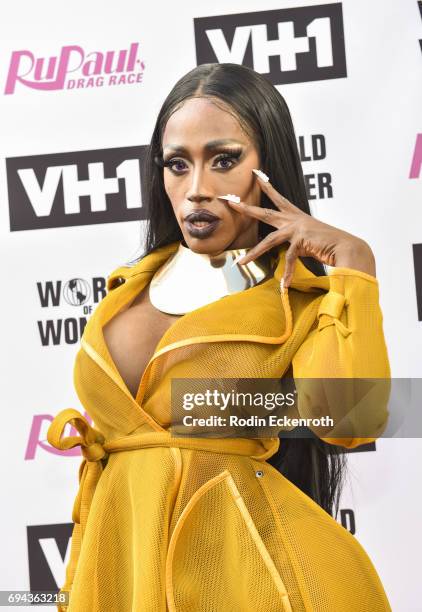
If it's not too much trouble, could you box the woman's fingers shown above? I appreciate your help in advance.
[283,241,300,288]
[219,170,372,283]
[233,231,290,266]
[217,195,282,228]
[252,170,295,212]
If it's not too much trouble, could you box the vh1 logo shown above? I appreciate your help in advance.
[7,145,148,231]
[194,3,347,85]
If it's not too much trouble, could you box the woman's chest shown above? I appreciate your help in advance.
[102,285,182,398]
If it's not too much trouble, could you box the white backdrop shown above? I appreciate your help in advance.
[1,1,421,610]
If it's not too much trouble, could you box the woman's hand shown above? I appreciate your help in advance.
[218,170,376,288]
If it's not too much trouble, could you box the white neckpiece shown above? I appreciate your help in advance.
[148,241,272,315]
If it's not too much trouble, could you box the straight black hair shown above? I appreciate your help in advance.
[133,62,347,518]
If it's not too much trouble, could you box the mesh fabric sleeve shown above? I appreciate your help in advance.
[291,267,391,449]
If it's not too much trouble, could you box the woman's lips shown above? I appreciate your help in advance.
[185,218,220,238]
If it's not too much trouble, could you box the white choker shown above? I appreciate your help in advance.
[149,241,273,315]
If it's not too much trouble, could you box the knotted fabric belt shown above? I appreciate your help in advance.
[47,407,279,610]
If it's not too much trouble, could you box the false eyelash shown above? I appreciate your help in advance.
[213,148,243,163]
[153,148,243,169]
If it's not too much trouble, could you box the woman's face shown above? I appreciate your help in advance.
[161,96,262,256]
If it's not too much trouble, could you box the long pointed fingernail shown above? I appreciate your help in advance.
[231,253,246,267]
[218,194,241,203]
[252,169,270,182]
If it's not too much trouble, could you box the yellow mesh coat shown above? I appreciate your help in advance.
[47,240,392,611]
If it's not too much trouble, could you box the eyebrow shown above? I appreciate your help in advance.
[163,139,245,154]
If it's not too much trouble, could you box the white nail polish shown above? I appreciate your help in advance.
[231,253,246,267]
[252,169,269,182]
[280,277,285,292]
[218,194,241,203]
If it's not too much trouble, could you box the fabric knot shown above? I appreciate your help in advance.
[46,407,107,458]
[317,291,351,337]
[46,408,108,524]
[81,440,107,462]
[317,291,346,320]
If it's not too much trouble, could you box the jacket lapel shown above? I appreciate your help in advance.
[79,242,180,409]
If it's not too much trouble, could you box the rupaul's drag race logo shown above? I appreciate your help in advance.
[410,133,422,179]
[4,42,145,94]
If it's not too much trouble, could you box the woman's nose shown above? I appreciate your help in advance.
[186,167,213,202]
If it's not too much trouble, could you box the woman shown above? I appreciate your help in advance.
[48,63,391,611]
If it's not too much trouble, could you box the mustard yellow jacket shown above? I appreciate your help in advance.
[48,240,392,611]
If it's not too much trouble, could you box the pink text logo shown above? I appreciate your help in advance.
[409,134,422,179]
[4,42,145,94]
[25,412,94,460]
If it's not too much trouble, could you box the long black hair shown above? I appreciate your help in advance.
[133,62,347,518]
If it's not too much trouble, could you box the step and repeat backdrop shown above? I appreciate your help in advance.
[1,1,421,610]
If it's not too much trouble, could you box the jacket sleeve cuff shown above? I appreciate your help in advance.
[325,265,378,284]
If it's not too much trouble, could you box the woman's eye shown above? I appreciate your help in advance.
[215,156,236,169]
[165,159,187,173]
[164,153,239,174]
